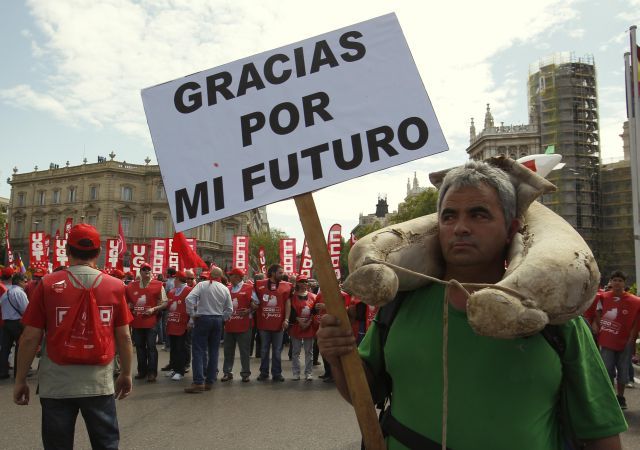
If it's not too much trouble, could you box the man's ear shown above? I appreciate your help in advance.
[506,219,521,244]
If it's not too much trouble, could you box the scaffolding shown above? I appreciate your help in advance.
[528,55,601,255]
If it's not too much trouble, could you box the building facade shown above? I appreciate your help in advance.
[6,154,268,270]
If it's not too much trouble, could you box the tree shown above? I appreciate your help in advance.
[388,187,439,224]
[248,228,288,275]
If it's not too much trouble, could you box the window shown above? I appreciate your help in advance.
[17,192,26,207]
[87,215,97,227]
[120,216,132,237]
[224,227,235,245]
[156,185,166,200]
[37,191,46,206]
[89,186,98,200]
[154,218,165,237]
[52,190,60,204]
[121,186,133,201]
[202,223,213,241]
[14,219,24,239]
[68,187,77,203]
[49,218,59,237]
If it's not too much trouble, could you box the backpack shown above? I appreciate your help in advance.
[370,290,580,450]
[48,273,112,366]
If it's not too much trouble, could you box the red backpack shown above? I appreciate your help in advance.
[48,272,112,365]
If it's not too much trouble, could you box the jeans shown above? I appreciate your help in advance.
[0,320,23,377]
[132,327,158,376]
[40,395,119,450]
[169,332,188,375]
[223,329,252,377]
[291,336,313,377]
[192,315,223,385]
[601,343,634,385]
[259,330,284,377]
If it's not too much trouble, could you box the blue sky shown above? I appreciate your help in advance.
[1,0,639,244]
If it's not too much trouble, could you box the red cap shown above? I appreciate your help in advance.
[296,274,309,282]
[199,271,210,279]
[33,268,47,277]
[140,262,152,271]
[111,269,125,279]
[175,270,186,279]
[227,267,245,277]
[1,267,15,278]
[67,224,101,250]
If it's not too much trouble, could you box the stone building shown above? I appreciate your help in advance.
[6,153,268,269]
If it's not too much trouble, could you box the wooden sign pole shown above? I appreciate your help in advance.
[294,193,385,450]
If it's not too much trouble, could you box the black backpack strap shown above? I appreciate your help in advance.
[380,408,452,450]
[540,324,565,358]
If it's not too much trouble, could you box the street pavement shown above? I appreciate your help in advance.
[1,347,640,449]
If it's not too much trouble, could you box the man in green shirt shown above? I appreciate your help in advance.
[317,161,626,449]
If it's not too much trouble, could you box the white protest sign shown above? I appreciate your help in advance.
[142,13,448,231]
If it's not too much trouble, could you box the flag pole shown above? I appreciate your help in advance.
[294,192,385,450]
[629,25,640,285]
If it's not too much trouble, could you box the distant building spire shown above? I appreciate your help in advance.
[375,195,389,218]
[412,172,419,190]
[484,103,494,130]
[470,117,476,143]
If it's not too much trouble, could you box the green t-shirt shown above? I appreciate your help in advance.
[358,283,627,450]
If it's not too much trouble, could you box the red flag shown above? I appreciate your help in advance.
[117,217,128,257]
[54,229,60,241]
[171,232,208,269]
[63,218,73,240]
[5,223,14,267]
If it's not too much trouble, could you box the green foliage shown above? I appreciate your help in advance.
[388,187,439,224]
[340,236,350,279]
[353,221,384,239]
[629,283,637,295]
[249,228,288,274]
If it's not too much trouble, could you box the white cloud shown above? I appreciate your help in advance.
[568,28,585,39]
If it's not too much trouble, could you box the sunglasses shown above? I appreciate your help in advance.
[140,268,151,272]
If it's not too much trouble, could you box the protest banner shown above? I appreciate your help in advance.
[29,232,49,270]
[142,13,448,448]
[327,224,342,279]
[105,239,121,271]
[279,238,297,274]
[299,239,313,278]
[150,238,167,275]
[131,244,148,276]
[52,239,68,268]
[233,235,250,271]
[258,246,267,275]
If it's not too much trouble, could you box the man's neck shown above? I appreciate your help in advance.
[443,264,505,311]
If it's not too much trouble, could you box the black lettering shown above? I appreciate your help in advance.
[333,135,363,170]
[213,176,225,211]
[366,126,398,162]
[175,182,209,223]
[310,40,339,74]
[294,47,306,77]
[240,112,266,147]
[206,72,235,106]
[242,164,266,201]
[264,54,292,84]
[174,82,202,114]
[270,102,299,135]
[398,117,429,150]
[302,92,333,127]
[300,144,329,179]
[237,63,266,97]
[269,153,299,189]
[339,31,366,62]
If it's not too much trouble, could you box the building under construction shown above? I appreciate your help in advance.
[528,54,600,255]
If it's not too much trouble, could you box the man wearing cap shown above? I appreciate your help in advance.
[254,264,292,382]
[0,272,29,379]
[125,262,167,382]
[14,224,134,449]
[221,268,258,383]
[25,268,46,299]
[184,267,233,393]
[288,275,317,381]
[165,271,193,381]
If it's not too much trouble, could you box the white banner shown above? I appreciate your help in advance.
[142,13,448,231]
[232,235,249,271]
[151,238,167,275]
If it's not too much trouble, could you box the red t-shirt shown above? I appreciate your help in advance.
[125,279,164,328]
[254,279,292,331]
[598,290,640,351]
[583,290,603,324]
[289,292,317,339]
[22,270,132,364]
[313,290,351,333]
[166,285,192,336]
[225,283,254,333]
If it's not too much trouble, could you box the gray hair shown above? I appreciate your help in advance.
[437,161,516,228]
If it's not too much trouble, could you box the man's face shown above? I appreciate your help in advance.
[296,282,308,294]
[438,183,515,272]
[140,268,152,282]
[609,277,625,294]
[271,268,284,282]
[229,274,242,285]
